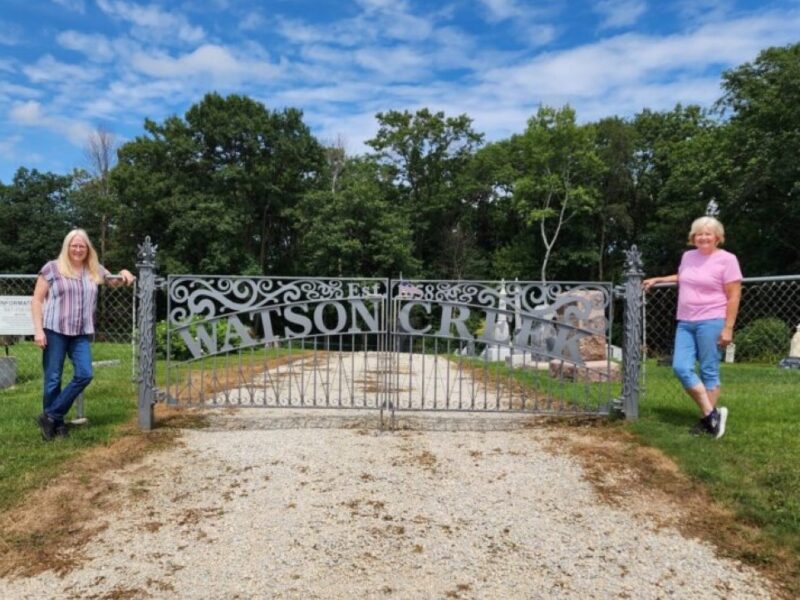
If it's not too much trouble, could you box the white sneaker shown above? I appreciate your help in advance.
[712,406,728,439]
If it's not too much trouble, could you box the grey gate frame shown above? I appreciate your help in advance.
[159,278,618,416]
[135,240,646,429]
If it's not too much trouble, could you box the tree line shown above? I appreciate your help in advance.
[1,43,798,282]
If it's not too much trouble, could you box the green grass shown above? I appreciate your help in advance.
[632,360,800,563]
[0,343,136,512]
[464,356,622,411]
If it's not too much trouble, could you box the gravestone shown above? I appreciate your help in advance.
[0,356,16,390]
[778,324,800,369]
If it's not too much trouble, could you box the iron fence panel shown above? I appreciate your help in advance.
[0,275,137,418]
[643,275,800,403]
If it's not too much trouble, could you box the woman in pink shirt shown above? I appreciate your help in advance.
[643,217,742,439]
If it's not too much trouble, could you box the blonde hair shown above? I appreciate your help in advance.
[688,216,725,246]
[56,229,104,283]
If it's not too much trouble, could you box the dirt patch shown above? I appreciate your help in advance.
[545,421,799,600]
[0,405,202,579]
[174,353,313,401]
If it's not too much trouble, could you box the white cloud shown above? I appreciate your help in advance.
[478,0,526,22]
[0,81,43,105]
[594,0,648,30]
[130,44,282,83]
[96,0,205,44]
[22,55,104,84]
[9,100,42,124]
[673,0,732,23]
[0,134,22,159]
[9,100,93,146]
[240,11,266,32]
[480,12,800,103]
[0,22,23,45]
[56,31,116,62]
[51,0,86,13]
[353,46,429,78]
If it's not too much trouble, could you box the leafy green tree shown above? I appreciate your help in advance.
[717,43,800,274]
[366,108,484,277]
[112,92,324,274]
[468,139,532,280]
[510,106,603,283]
[0,168,73,272]
[629,105,714,275]
[292,157,420,277]
[593,117,636,280]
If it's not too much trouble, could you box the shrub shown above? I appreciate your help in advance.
[155,317,229,361]
[735,317,790,363]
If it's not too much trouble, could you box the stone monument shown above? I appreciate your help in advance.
[778,324,800,369]
[482,282,511,362]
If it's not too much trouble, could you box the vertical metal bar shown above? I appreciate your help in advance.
[446,338,451,409]
[135,237,156,430]
[621,246,644,420]
[300,337,306,406]
[286,338,294,406]
[312,336,318,407]
[408,333,413,410]
[435,337,440,409]
[351,332,355,407]
[423,336,428,409]
[325,335,331,406]
[336,333,344,406]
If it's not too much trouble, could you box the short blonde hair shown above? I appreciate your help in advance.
[688,216,725,246]
[56,229,104,283]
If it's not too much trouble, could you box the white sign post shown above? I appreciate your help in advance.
[0,296,34,336]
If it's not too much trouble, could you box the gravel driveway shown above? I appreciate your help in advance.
[0,408,777,599]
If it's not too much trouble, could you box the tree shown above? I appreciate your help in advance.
[112,93,324,274]
[717,43,800,274]
[292,157,420,276]
[593,117,636,280]
[0,169,73,272]
[71,127,120,266]
[510,106,603,284]
[366,108,484,277]
[628,105,713,275]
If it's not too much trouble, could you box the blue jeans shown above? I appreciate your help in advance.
[672,319,724,390]
[42,329,93,423]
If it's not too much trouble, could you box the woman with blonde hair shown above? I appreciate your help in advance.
[30,229,136,441]
[643,216,742,439]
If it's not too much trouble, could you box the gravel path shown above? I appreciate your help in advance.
[0,409,776,599]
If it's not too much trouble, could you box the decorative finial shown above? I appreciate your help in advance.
[706,199,720,217]
[136,236,158,266]
[624,245,644,276]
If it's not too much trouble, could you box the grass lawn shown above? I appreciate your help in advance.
[631,360,800,589]
[0,343,137,512]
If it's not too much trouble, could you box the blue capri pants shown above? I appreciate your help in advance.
[672,319,725,390]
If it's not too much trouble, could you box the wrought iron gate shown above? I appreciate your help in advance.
[155,272,618,419]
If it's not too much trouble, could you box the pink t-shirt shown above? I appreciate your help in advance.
[676,249,742,321]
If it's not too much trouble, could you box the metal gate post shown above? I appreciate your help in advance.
[136,237,157,430]
[621,245,644,420]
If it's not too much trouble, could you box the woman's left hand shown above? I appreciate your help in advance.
[718,326,734,348]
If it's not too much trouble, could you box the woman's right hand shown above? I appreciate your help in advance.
[642,278,659,291]
[34,331,47,349]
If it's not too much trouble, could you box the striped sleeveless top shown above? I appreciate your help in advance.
[39,260,107,336]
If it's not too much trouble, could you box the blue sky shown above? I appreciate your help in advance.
[1,0,798,183]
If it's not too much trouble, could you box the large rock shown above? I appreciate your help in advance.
[555,289,608,361]
[549,359,621,383]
